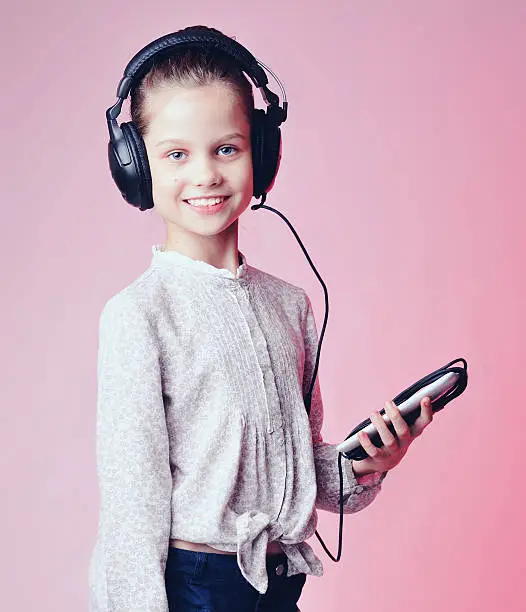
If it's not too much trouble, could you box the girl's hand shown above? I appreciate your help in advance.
[353,397,434,475]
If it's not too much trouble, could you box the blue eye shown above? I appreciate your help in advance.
[167,145,239,162]
[168,151,185,161]
[218,145,237,156]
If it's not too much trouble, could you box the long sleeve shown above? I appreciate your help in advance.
[301,291,387,515]
[89,295,172,611]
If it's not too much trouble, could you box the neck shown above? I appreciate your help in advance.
[163,220,241,275]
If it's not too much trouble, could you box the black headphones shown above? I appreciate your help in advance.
[105,26,288,211]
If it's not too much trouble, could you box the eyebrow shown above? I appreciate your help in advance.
[154,132,248,148]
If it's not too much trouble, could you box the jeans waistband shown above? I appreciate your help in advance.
[167,546,289,577]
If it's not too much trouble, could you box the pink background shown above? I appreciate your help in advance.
[2,1,525,610]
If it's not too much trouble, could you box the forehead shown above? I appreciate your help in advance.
[143,82,248,138]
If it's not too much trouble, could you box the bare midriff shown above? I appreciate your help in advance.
[169,538,282,556]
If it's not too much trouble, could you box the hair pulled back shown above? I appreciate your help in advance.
[130,25,255,137]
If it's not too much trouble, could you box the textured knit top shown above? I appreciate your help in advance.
[88,245,387,611]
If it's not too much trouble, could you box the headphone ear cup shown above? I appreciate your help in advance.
[262,124,282,195]
[251,109,282,198]
[119,122,154,210]
[251,109,265,198]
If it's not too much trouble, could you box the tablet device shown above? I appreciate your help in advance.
[335,372,459,458]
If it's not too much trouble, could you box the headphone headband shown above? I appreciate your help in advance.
[118,30,267,97]
[112,29,286,125]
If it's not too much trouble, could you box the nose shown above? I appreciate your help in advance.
[190,154,222,187]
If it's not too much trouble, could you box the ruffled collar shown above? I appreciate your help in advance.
[150,244,249,280]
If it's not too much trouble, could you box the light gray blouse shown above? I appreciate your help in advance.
[88,245,386,611]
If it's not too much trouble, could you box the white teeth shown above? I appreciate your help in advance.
[186,196,226,207]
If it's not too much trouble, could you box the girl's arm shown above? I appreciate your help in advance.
[301,291,387,515]
[89,295,172,611]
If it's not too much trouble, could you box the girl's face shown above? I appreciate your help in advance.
[142,82,253,242]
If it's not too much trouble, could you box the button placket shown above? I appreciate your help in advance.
[229,283,272,430]
[236,289,283,434]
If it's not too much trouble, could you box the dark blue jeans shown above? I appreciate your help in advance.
[164,547,306,612]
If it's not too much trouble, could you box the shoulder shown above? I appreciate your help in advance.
[98,266,163,334]
[248,264,309,311]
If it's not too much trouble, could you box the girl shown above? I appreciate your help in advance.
[89,24,434,612]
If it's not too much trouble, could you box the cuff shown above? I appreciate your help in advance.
[355,470,388,486]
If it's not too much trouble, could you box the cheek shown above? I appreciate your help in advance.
[150,162,182,191]
[236,158,254,189]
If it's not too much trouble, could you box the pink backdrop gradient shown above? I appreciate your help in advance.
[2,1,524,610]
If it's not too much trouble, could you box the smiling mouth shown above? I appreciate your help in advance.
[184,196,231,207]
